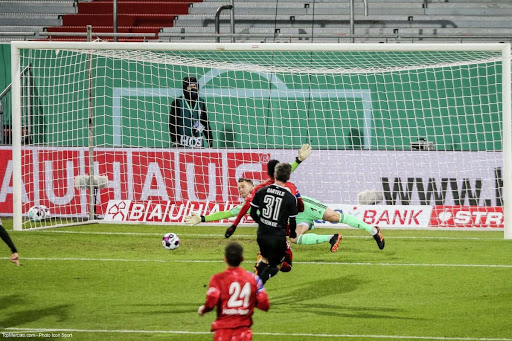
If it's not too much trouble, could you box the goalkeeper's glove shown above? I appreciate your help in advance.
[185,213,204,226]
[225,225,237,238]
[297,143,312,163]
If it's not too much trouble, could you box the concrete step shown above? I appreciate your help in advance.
[0,13,62,26]
[0,1,76,14]
[0,25,44,32]
[189,2,427,16]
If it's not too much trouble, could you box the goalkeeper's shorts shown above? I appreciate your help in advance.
[296,196,328,229]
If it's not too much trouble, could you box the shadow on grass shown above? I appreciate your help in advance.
[271,275,364,305]
[123,302,200,314]
[0,303,71,328]
[269,275,421,321]
[0,295,25,311]
[287,304,421,320]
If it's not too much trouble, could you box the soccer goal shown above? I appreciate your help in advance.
[9,42,511,238]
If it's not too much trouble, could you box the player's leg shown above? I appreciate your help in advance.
[213,328,235,341]
[255,235,272,279]
[256,235,285,284]
[232,327,253,341]
[279,239,293,273]
[0,220,20,266]
[256,240,292,273]
[295,198,341,252]
[324,209,385,250]
[289,222,311,244]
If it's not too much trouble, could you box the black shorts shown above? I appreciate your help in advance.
[257,235,287,267]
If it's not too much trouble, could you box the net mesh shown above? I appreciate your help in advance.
[14,46,504,228]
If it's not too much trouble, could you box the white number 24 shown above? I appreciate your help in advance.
[227,282,251,308]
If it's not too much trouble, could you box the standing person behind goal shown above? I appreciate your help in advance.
[0,219,20,266]
[169,76,213,148]
[250,162,299,284]
[198,242,270,341]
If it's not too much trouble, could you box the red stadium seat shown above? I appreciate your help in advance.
[48,0,201,40]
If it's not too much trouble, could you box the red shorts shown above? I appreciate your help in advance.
[213,327,252,341]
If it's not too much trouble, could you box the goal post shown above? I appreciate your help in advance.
[9,41,512,237]
[503,45,512,240]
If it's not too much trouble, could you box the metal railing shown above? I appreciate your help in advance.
[215,5,233,43]
[39,31,157,41]
[350,0,369,43]
[157,32,512,44]
[2,30,512,44]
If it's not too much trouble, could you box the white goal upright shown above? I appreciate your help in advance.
[9,42,511,238]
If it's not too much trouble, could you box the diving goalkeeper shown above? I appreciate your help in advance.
[222,144,312,239]
[185,178,384,251]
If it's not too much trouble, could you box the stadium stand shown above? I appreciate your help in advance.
[160,0,512,43]
[0,0,75,41]
[0,0,510,42]
[0,0,200,42]
[46,0,200,41]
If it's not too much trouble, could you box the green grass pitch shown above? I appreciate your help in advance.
[1,218,512,341]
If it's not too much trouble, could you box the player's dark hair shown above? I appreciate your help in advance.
[274,162,291,183]
[225,242,244,267]
[267,159,280,177]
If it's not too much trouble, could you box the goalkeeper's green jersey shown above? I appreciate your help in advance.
[204,203,244,222]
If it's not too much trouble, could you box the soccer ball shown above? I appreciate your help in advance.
[162,233,180,250]
[39,205,50,219]
[28,205,49,222]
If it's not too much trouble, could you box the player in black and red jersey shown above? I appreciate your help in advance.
[223,144,311,239]
[250,162,299,284]
[198,242,270,341]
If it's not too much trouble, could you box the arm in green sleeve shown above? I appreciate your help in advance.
[291,160,299,172]
[204,210,235,222]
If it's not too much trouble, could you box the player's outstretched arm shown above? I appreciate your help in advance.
[225,200,252,238]
[185,211,235,225]
[291,143,312,172]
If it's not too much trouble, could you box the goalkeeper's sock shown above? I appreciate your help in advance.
[340,214,373,234]
[297,234,332,245]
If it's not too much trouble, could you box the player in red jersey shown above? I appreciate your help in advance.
[224,144,311,239]
[198,242,270,341]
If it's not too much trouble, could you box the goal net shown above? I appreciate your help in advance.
[9,42,511,237]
